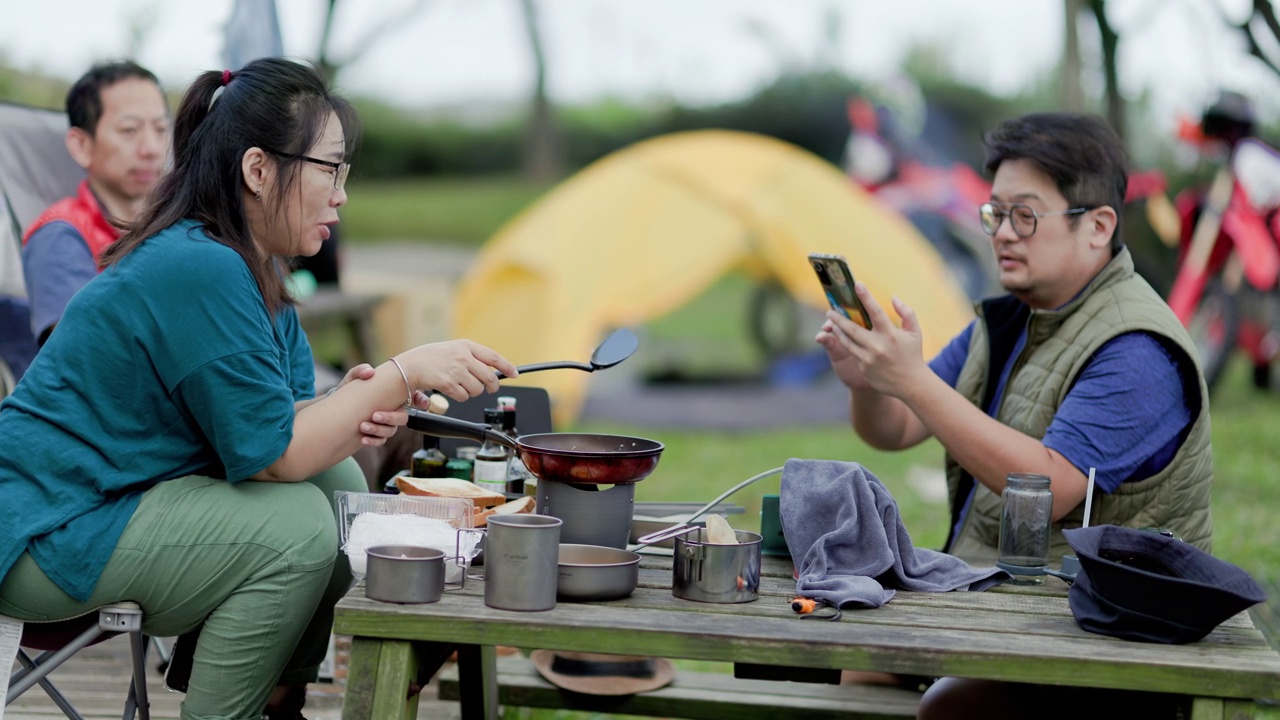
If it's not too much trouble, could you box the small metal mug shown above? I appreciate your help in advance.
[365,545,464,604]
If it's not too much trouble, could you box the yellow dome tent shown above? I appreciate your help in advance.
[453,129,973,426]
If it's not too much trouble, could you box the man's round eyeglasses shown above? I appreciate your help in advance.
[265,149,350,192]
[978,202,1092,239]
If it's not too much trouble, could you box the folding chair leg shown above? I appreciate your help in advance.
[126,631,151,720]
[7,621,105,702]
[12,649,87,719]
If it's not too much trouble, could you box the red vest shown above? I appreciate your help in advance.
[22,180,123,269]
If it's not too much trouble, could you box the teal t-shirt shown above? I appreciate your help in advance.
[0,220,315,601]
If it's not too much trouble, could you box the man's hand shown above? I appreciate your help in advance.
[816,282,928,400]
[816,319,870,390]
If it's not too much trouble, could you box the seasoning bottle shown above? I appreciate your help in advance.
[497,396,519,437]
[410,434,447,478]
[472,408,510,494]
[497,396,527,494]
[997,473,1053,585]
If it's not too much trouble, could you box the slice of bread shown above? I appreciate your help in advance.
[397,476,506,508]
[472,495,536,527]
[494,495,535,515]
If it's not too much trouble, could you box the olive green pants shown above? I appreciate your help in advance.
[0,458,366,720]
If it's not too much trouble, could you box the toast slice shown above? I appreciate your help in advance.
[397,476,507,508]
[473,495,536,527]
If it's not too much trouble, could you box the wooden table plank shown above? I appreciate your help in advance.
[336,595,1280,699]
[336,553,1280,717]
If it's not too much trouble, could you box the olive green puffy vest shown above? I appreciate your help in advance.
[944,248,1213,565]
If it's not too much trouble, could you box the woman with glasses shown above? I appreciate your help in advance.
[0,57,518,720]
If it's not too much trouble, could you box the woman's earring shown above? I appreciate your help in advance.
[255,188,262,202]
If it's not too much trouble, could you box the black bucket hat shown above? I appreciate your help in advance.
[1063,525,1266,644]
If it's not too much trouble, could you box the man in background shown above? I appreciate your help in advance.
[22,60,168,345]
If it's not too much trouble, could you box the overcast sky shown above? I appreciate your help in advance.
[4,0,1278,127]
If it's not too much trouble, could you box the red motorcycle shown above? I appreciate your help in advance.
[1166,92,1280,391]
[843,96,999,300]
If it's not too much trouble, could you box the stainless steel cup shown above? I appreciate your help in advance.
[365,545,446,604]
[484,514,562,611]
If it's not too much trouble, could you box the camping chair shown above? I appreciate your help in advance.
[0,102,80,398]
[6,603,152,720]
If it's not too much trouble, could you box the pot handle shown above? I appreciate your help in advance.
[406,409,518,449]
[456,527,486,583]
[635,524,699,547]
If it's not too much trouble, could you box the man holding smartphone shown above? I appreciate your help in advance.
[817,113,1211,718]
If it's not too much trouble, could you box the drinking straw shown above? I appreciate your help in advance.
[1082,467,1097,529]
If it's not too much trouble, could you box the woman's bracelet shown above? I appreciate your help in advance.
[387,357,414,409]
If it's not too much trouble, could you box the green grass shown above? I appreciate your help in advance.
[1201,357,1280,578]
[341,175,553,246]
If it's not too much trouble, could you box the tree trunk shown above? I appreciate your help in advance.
[1087,0,1125,138]
[520,0,562,181]
[1061,0,1085,111]
[317,0,340,85]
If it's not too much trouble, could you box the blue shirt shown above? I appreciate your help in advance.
[21,221,96,342]
[929,321,1192,494]
[0,220,315,601]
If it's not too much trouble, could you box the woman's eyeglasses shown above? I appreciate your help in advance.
[265,149,350,192]
[978,202,1092,238]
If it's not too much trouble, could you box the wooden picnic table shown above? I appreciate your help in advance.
[334,552,1280,720]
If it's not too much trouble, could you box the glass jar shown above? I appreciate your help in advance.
[997,472,1052,585]
[472,408,510,494]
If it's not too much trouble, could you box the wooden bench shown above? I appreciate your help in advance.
[436,655,921,719]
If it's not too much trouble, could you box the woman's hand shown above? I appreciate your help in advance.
[397,340,518,403]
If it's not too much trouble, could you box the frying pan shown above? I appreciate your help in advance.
[406,410,663,485]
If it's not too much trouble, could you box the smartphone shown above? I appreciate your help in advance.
[809,252,872,328]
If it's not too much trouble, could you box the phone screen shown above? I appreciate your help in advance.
[809,253,872,328]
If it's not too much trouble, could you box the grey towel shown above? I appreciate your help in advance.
[781,459,1007,608]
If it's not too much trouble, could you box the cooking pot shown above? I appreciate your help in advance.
[406,411,663,485]
[640,525,761,604]
[556,544,641,601]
